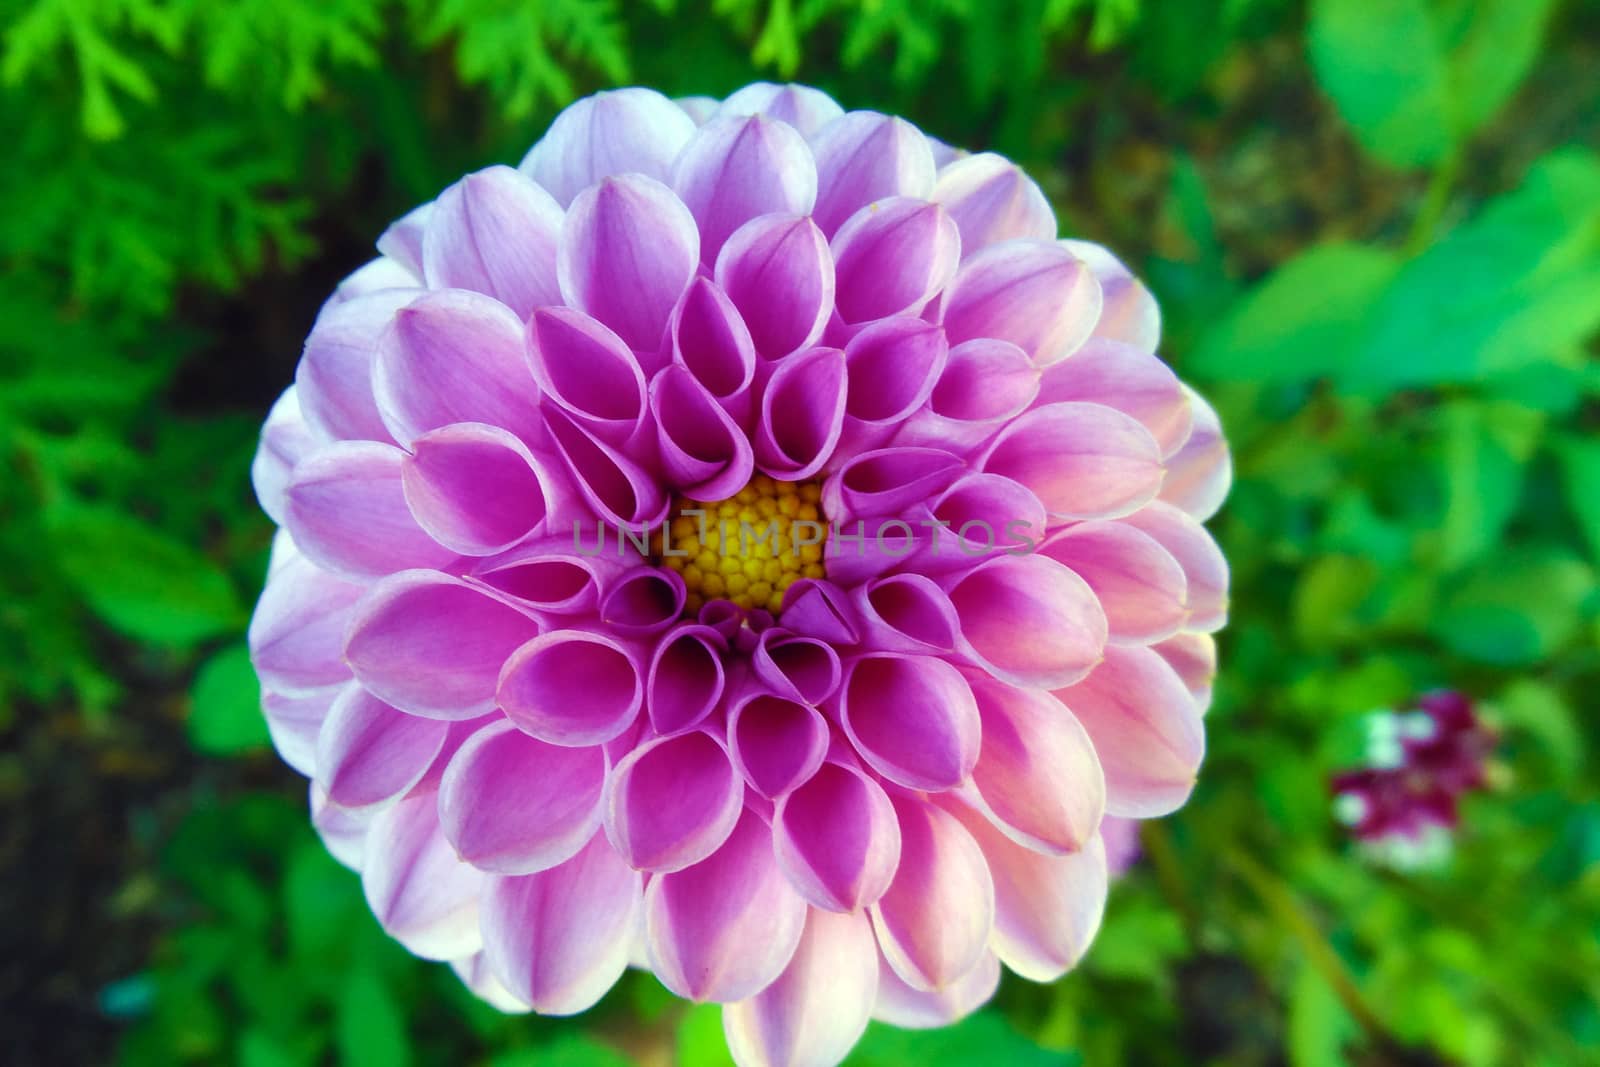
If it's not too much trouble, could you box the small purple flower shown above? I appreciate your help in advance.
[1331,691,1496,870]
[249,83,1232,1066]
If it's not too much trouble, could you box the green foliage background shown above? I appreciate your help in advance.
[2,0,1597,1064]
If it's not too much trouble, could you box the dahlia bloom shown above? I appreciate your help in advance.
[1331,691,1496,870]
[249,82,1230,1065]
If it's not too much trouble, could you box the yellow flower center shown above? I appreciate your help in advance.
[659,475,828,617]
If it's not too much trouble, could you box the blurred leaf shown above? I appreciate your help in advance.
[239,1029,307,1067]
[1293,555,1379,646]
[1308,0,1452,167]
[336,968,411,1067]
[1435,401,1541,570]
[1435,0,1557,135]
[1556,435,1600,565]
[188,642,269,755]
[1495,679,1582,785]
[1287,959,1358,1067]
[849,1013,1074,1066]
[47,504,243,646]
[678,1002,737,1067]
[1431,548,1595,665]
[488,1036,633,1067]
[1188,242,1400,384]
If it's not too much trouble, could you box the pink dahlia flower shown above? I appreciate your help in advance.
[249,82,1230,1066]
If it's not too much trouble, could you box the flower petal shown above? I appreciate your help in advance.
[673,114,818,263]
[605,729,744,872]
[1160,387,1231,521]
[648,623,728,735]
[838,653,980,791]
[498,630,643,746]
[729,692,829,799]
[751,630,841,705]
[1040,520,1189,645]
[422,164,563,316]
[809,112,937,235]
[851,574,960,654]
[830,198,961,324]
[520,87,697,206]
[835,318,948,460]
[297,288,417,443]
[652,363,757,500]
[773,760,901,913]
[266,684,341,777]
[540,403,669,528]
[1121,501,1229,632]
[525,306,649,445]
[822,446,965,521]
[978,401,1164,521]
[943,240,1101,366]
[1060,239,1160,351]
[753,345,848,481]
[402,423,552,557]
[932,152,1056,252]
[252,387,321,525]
[249,550,363,695]
[719,82,845,137]
[715,215,834,360]
[668,277,757,418]
[1035,338,1192,457]
[316,685,449,809]
[362,792,484,960]
[941,554,1107,689]
[872,951,999,1028]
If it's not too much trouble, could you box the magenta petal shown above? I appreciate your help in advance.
[373,289,541,446]
[808,112,937,235]
[334,256,417,301]
[316,685,449,809]
[715,214,834,360]
[498,630,643,746]
[668,278,757,417]
[839,653,979,791]
[873,951,999,1029]
[402,423,551,557]
[894,338,1041,453]
[823,446,964,520]
[835,318,949,459]
[311,783,370,870]
[852,574,959,654]
[648,623,728,735]
[1154,632,1217,711]
[773,760,901,912]
[605,730,743,872]
[558,174,700,351]
[520,87,697,206]
[471,542,608,616]
[932,152,1057,252]
[1060,239,1161,351]
[540,403,669,528]
[361,792,484,960]
[344,570,541,720]
[778,579,861,646]
[1054,645,1205,818]
[265,684,339,776]
[1040,520,1189,645]
[942,240,1101,366]
[729,692,829,799]
[925,471,1048,566]
[652,364,757,500]
[1122,501,1229,632]
[868,792,994,992]
[831,198,961,324]
[719,82,845,137]
[754,345,848,480]
[673,114,819,263]
[1036,339,1192,457]
[249,550,363,695]
[600,567,687,636]
[439,719,607,874]
[252,387,321,525]
[943,797,1107,982]
[526,307,648,445]
[296,288,417,442]
[284,441,456,580]
[751,630,841,705]
[967,677,1104,854]
[723,909,879,1067]
[480,832,642,1013]
[978,401,1164,521]
[376,202,430,278]
[422,164,563,317]
[450,953,531,1014]
[941,554,1106,689]
[646,807,808,1003]
[1160,387,1231,521]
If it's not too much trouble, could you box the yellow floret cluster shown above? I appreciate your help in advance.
[660,475,827,616]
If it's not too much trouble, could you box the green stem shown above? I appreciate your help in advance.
[1141,820,1203,948]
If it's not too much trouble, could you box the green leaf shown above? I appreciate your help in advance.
[336,969,410,1067]
[1287,959,1359,1067]
[1187,242,1400,384]
[1308,0,1453,167]
[1434,401,1541,570]
[488,1036,633,1067]
[849,1013,1074,1066]
[1436,0,1558,136]
[1556,435,1600,565]
[1495,679,1582,785]
[677,1003,737,1067]
[188,642,269,755]
[1431,548,1595,665]
[47,504,243,646]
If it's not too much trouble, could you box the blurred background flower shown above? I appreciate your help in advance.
[4,2,1598,1066]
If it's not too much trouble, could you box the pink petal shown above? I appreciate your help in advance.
[838,653,979,791]
[540,402,669,528]
[480,832,642,1012]
[830,198,961,324]
[333,256,417,302]
[520,87,697,206]
[1054,645,1204,818]
[450,953,531,1014]
[923,471,1048,568]
[376,201,430,278]
[252,387,321,525]
[1059,239,1160,351]
[422,164,563,316]
[719,82,845,137]
[1160,387,1231,521]
[851,574,959,654]
[600,567,687,637]
[868,792,994,991]
[316,685,449,809]
[373,289,542,446]
[967,677,1104,854]
[296,288,417,443]
[283,440,455,580]
[646,807,809,1002]
[673,114,819,263]
[932,152,1056,252]
[344,570,541,720]
[1035,339,1192,457]
[558,174,700,351]
[471,542,609,616]
[652,363,757,500]
[311,783,370,870]
[605,729,744,872]
[401,423,552,557]
[872,951,999,1028]
[249,550,363,695]
[1040,520,1189,645]
[723,909,878,1067]
[893,338,1040,453]
[361,792,484,960]
[667,277,757,420]
[942,797,1107,982]
[497,630,643,746]
[439,719,607,874]
[943,240,1101,366]
[1154,631,1217,711]
[648,623,729,735]
[773,760,901,913]
[525,306,649,445]
[778,579,862,646]
[941,554,1107,689]
[753,345,848,481]
[729,692,829,799]
[834,319,948,461]
[715,215,834,360]
[978,401,1164,520]
[822,446,964,521]
[809,112,937,235]
[266,684,342,777]
[1121,501,1229,632]
[751,630,841,705]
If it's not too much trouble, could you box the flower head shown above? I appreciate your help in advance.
[250,82,1231,1066]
